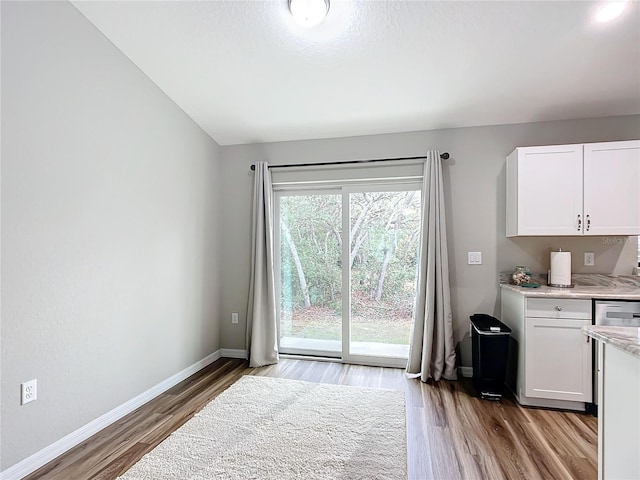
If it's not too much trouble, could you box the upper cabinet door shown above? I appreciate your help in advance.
[583,140,640,236]
[507,144,583,236]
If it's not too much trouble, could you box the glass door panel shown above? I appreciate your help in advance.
[278,193,342,356]
[348,190,421,359]
[276,185,421,366]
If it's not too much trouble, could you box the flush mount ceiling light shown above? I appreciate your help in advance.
[595,1,626,22]
[289,0,330,27]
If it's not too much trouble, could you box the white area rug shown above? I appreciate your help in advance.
[119,375,407,480]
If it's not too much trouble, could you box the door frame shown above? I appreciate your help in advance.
[274,181,422,368]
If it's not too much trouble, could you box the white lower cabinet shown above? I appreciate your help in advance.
[501,288,593,410]
[598,343,640,480]
[525,317,592,402]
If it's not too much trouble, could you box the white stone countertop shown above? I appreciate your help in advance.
[583,325,640,359]
[500,283,640,300]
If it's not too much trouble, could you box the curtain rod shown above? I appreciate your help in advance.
[249,153,449,171]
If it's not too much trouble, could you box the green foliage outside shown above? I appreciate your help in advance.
[280,191,421,345]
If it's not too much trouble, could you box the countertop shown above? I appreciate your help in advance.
[583,325,640,359]
[500,283,640,300]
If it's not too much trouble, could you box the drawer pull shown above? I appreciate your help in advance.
[555,306,562,311]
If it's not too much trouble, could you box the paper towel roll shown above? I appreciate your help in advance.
[550,251,572,286]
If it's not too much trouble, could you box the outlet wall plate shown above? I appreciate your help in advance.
[584,252,595,266]
[21,379,37,405]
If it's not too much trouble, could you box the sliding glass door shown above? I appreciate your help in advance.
[347,188,421,361]
[276,184,421,366]
[277,191,342,357]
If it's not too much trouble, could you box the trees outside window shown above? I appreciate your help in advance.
[278,189,421,351]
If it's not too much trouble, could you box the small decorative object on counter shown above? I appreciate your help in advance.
[511,266,532,285]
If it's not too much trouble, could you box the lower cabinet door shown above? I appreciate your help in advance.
[525,317,593,402]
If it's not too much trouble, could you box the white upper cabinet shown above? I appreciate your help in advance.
[506,140,640,236]
[506,144,583,236]
[584,141,640,236]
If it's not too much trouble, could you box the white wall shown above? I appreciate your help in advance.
[1,1,221,470]
[218,115,640,366]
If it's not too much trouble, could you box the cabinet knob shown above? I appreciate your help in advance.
[555,306,562,311]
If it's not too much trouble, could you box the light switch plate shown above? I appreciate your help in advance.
[468,252,482,265]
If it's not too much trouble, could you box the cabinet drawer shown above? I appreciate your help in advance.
[526,298,591,319]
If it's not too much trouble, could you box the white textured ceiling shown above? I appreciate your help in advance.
[71,1,640,145]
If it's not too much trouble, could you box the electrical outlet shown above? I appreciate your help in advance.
[231,313,239,324]
[21,379,37,405]
[584,252,595,266]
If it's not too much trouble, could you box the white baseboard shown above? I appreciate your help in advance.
[220,348,248,359]
[0,350,222,480]
[458,366,473,378]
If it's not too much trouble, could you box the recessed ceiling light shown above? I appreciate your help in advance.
[595,1,626,22]
[289,0,330,27]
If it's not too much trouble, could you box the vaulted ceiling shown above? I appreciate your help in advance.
[72,1,640,145]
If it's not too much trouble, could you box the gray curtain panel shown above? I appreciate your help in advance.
[246,162,279,367]
[406,151,457,381]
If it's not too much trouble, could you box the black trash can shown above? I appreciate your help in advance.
[470,314,511,401]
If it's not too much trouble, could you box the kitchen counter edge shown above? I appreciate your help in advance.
[583,325,640,359]
[500,283,640,300]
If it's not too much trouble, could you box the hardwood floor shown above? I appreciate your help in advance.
[23,358,597,480]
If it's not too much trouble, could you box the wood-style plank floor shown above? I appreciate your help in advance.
[23,358,597,480]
